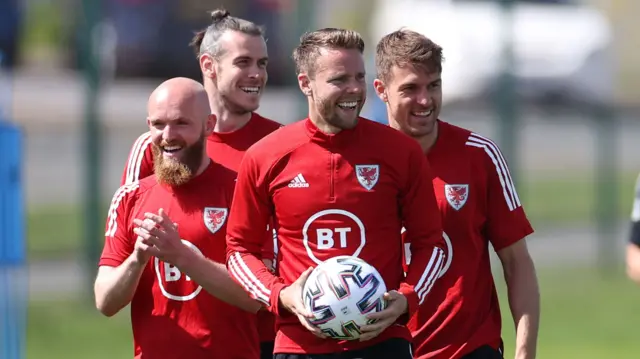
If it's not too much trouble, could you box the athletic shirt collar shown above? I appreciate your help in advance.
[426,119,447,159]
[304,117,361,149]
[159,160,215,193]
[207,113,260,143]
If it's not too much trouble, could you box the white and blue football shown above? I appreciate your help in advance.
[302,255,388,341]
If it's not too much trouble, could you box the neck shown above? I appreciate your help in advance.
[417,121,439,154]
[205,82,252,133]
[309,110,342,135]
[214,106,252,133]
[193,156,211,178]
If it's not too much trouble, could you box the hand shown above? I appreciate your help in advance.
[132,219,155,264]
[359,290,408,341]
[279,267,327,339]
[133,208,191,266]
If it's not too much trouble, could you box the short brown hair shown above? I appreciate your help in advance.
[189,9,264,59]
[292,28,365,77]
[375,29,443,82]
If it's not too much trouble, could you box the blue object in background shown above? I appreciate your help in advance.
[361,92,389,125]
[0,119,26,359]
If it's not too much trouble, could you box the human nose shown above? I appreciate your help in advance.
[347,80,365,95]
[162,124,178,142]
[416,88,432,107]
[248,66,266,82]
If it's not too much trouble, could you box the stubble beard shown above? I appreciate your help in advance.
[215,68,257,116]
[220,91,256,115]
[316,95,360,131]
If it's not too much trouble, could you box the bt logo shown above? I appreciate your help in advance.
[302,209,366,265]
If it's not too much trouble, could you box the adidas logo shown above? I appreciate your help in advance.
[288,173,309,188]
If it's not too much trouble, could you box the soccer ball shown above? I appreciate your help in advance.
[302,255,388,341]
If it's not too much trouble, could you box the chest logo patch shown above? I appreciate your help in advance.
[204,207,228,234]
[445,184,469,211]
[355,165,380,191]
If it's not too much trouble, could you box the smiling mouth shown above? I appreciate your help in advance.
[240,86,260,94]
[337,101,359,110]
[411,109,434,117]
[161,145,183,157]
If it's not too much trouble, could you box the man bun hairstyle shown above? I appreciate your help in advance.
[209,9,231,22]
[189,8,264,59]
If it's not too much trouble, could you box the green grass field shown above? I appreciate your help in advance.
[27,268,640,358]
[26,172,638,260]
[27,300,131,359]
[24,171,640,356]
[496,268,640,358]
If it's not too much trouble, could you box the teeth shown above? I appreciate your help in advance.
[163,146,182,152]
[412,109,433,117]
[241,87,260,93]
[337,101,358,109]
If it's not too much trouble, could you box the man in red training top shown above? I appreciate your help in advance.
[118,9,281,357]
[373,29,540,359]
[122,9,281,184]
[225,28,446,359]
[95,77,261,359]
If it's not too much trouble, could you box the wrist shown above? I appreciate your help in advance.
[400,293,409,314]
[174,244,199,269]
[515,346,534,359]
[129,252,150,268]
[278,285,292,313]
[267,282,288,316]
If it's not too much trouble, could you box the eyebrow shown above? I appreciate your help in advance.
[398,82,416,90]
[328,73,349,81]
[400,77,441,88]
[234,55,269,62]
[149,117,190,124]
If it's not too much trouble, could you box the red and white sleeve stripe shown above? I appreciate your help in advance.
[465,133,522,211]
[413,247,445,304]
[227,252,272,306]
[124,132,153,184]
[105,183,139,237]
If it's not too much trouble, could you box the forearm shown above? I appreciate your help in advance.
[504,258,540,359]
[178,251,261,313]
[626,243,640,285]
[402,245,445,316]
[94,255,147,317]
[227,250,286,314]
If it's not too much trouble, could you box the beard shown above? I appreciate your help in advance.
[152,131,206,187]
[220,91,257,115]
[314,95,362,130]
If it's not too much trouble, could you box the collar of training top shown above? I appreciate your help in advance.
[304,117,361,148]
[207,112,258,143]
